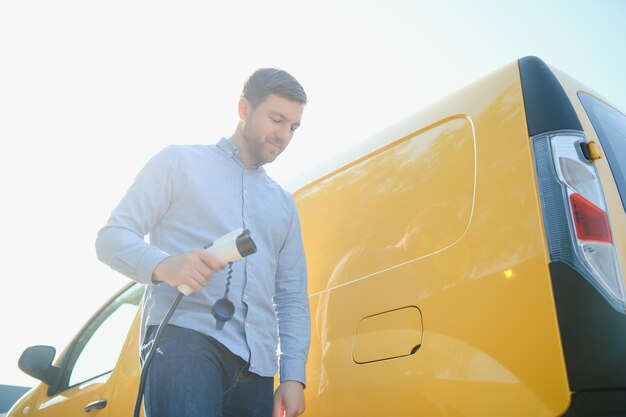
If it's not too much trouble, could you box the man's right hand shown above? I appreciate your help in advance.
[152,249,226,292]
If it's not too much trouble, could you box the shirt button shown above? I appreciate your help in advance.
[244,295,249,301]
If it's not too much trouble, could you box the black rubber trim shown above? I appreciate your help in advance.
[561,390,626,417]
[519,56,583,136]
[550,261,626,391]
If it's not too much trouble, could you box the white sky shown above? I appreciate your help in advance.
[1,0,625,387]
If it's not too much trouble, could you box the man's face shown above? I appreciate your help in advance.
[240,94,304,166]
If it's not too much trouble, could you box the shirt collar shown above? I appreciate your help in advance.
[216,137,264,170]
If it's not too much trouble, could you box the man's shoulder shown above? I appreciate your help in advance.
[162,143,214,155]
[157,143,220,163]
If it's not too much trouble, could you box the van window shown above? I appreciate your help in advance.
[578,92,626,211]
[297,117,475,294]
[59,284,144,389]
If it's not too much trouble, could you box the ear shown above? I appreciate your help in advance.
[238,98,250,122]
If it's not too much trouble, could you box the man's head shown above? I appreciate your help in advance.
[232,68,307,167]
[241,68,307,108]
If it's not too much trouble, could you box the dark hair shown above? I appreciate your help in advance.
[242,68,307,107]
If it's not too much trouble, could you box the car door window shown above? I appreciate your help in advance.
[58,284,144,389]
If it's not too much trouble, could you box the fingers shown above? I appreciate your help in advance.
[273,381,305,417]
[272,398,303,417]
[153,249,226,292]
[196,249,227,272]
[272,395,283,417]
[181,250,225,291]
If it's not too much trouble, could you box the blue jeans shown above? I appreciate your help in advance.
[140,324,274,417]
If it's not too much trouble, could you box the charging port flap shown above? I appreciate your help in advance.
[353,306,423,364]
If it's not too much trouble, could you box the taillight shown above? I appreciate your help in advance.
[569,193,613,243]
[534,132,625,312]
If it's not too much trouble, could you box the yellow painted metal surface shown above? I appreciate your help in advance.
[296,62,570,416]
[106,311,144,417]
[298,115,475,297]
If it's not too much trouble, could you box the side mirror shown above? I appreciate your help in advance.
[18,345,59,385]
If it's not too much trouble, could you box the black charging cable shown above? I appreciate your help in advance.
[133,292,183,417]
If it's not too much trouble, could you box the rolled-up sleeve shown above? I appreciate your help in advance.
[95,147,175,284]
[273,202,311,386]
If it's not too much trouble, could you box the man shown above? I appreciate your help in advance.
[96,68,310,417]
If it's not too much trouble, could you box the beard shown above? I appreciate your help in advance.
[242,123,281,166]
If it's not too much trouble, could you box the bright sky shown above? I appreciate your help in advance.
[1,0,625,387]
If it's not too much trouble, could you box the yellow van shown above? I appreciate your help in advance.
[10,56,626,416]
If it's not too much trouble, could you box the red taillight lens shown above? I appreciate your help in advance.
[570,193,613,243]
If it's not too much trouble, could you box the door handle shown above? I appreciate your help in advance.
[84,399,107,412]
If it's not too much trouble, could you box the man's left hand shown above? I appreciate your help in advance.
[272,380,305,417]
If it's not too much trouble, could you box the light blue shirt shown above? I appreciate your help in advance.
[96,138,310,384]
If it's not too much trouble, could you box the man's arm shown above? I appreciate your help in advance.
[96,147,175,283]
[273,202,311,416]
[95,146,223,290]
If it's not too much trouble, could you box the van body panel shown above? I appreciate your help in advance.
[297,115,476,296]
[32,374,113,417]
[105,311,143,416]
[7,375,114,417]
[296,61,570,416]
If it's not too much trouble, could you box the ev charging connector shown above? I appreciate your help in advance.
[177,228,256,295]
